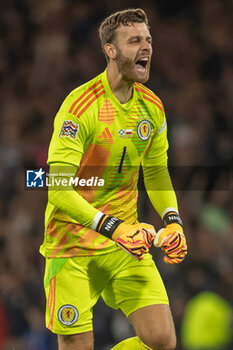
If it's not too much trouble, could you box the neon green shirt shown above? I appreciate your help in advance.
[40,69,178,258]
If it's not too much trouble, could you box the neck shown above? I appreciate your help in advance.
[106,65,134,104]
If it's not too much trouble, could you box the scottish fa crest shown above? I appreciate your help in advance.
[58,305,79,326]
[137,120,151,141]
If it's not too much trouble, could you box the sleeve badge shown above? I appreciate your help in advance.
[59,120,79,140]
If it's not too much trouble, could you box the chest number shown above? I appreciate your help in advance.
[118,146,127,173]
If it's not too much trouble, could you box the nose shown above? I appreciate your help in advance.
[141,39,152,52]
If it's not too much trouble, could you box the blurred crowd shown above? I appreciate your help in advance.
[0,0,232,349]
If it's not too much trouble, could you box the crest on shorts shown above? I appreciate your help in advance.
[58,305,79,326]
[137,120,151,141]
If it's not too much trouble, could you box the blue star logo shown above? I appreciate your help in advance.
[26,168,45,188]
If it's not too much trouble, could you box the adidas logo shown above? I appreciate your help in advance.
[98,127,112,140]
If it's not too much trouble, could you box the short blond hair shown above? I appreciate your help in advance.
[99,8,149,61]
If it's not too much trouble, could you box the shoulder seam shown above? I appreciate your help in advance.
[69,80,102,114]
[75,89,105,119]
[68,81,105,119]
[135,83,165,114]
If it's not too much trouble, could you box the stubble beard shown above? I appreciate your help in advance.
[115,47,150,84]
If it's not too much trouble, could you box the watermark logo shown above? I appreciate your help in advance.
[26,168,45,188]
[25,167,105,190]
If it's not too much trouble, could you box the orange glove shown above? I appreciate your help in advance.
[154,212,187,264]
[96,214,155,260]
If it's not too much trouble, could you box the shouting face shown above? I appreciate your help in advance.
[112,22,153,83]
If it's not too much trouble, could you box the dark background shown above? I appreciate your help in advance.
[0,0,232,349]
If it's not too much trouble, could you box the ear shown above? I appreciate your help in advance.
[104,43,117,60]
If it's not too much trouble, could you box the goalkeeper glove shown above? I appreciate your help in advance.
[153,211,187,264]
[95,214,155,260]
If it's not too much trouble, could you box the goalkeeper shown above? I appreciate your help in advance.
[40,8,187,350]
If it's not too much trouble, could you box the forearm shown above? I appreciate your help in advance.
[143,165,178,217]
[48,187,99,227]
[48,163,99,227]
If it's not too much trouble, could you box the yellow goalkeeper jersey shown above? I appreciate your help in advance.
[40,69,168,258]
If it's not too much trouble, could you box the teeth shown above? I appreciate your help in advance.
[140,58,149,61]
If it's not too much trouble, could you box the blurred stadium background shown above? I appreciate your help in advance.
[0,0,232,349]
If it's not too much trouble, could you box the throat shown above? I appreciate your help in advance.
[110,79,134,104]
[113,88,133,104]
[107,66,134,104]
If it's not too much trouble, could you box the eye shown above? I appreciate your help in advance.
[129,39,139,44]
[128,36,141,44]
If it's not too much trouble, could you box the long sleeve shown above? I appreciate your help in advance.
[142,112,178,217]
[47,162,99,227]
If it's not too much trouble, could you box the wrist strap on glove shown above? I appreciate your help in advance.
[163,211,183,227]
[96,214,123,238]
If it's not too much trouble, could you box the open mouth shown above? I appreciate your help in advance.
[135,57,149,70]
